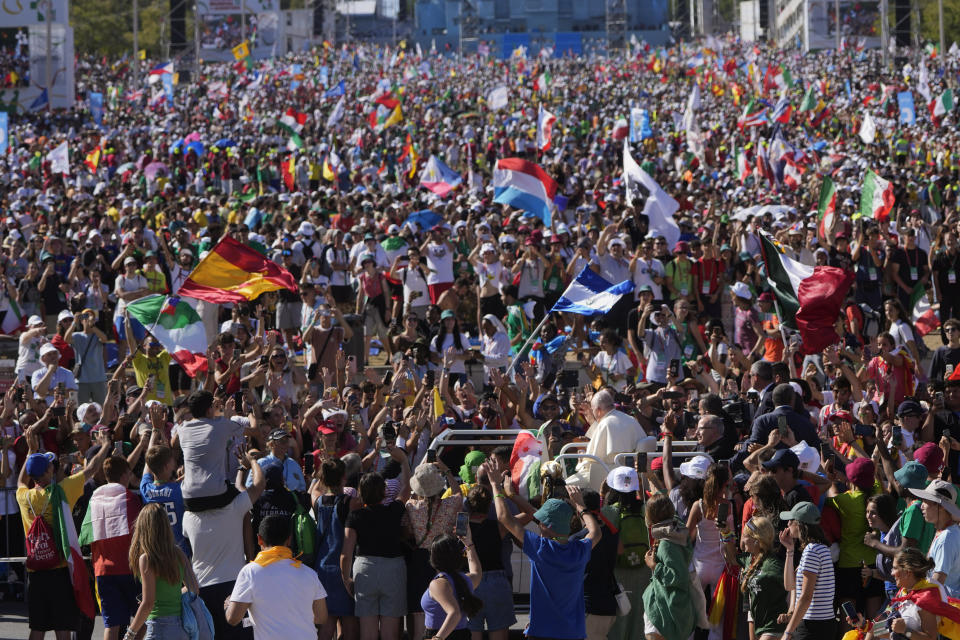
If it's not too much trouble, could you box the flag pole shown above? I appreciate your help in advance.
[506,311,552,375]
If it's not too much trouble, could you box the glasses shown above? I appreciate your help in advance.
[654,240,666,245]
[947,327,960,333]
[271,354,286,360]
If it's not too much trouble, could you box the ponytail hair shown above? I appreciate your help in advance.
[429,534,483,617]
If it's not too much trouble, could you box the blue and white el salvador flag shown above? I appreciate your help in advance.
[551,267,635,316]
[0,111,8,155]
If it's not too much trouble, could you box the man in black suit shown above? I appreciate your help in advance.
[745,384,821,451]
[750,360,776,417]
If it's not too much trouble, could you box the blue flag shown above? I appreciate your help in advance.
[324,80,345,99]
[551,267,635,316]
[162,74,174,105]
[88,91,103,126]
[290,64,302,90]
[898,91,916,125]
[29,88,48,111]
[0,112,8,155]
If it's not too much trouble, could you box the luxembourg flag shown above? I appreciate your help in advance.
[551,266,635,316]
[420,155,462,197]
[536,104,557,151]
[492,158,558,225]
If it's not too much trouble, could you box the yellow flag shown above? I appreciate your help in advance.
[433,387,445,421]
[172,72,179,85]
[232,41,250,60]
[383,105,403,128]
[138,49,146,60]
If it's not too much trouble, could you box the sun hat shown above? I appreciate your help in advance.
[532,498,574,536]
[845,457,876,491]
[909,479,960,520]
[606,466,639,493]
[894,461,929,491]
[915,442,945,475]
[410,463,447,498]
[678,455,711,479]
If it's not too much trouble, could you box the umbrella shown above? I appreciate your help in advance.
[215,138,237,147]
[184,132,202,143]
[143,162,169,180]
[405,209,442,230]
[115,162,136,174]
[185,141,205,157]
[168,139,184,154]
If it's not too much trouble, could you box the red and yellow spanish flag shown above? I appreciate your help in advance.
[178,236,298,304]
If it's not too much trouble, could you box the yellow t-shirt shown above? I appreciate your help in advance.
[132,351,174,406]
[440,482,471,499]
[16,471,86,569]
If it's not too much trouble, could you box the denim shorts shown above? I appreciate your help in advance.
[145,614,189,640]
[466,570,516,632]
[353,555,406,618]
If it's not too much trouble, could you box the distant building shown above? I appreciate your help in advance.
[413,0,671,56]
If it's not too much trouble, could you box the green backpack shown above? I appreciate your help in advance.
[616,503,649,569]
[292,500,317,565]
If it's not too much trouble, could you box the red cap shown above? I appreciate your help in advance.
[317,420,337,435]
[650,456,665,471]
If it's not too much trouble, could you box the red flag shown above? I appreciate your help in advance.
[795,266,855,354]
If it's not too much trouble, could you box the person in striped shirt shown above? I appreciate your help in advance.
[779,502,836,640]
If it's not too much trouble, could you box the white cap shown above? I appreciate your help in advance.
[27,315,44,327]
[298,221,316,237]
[57,309,74,322]
[124,256,138,266]
[387,224,401,234]
[480,243,497,254]
[790,440,822,474]
[606,466,639,493]
[731,281,752,300]
[76,402,102,422]
[39,343,59,358]
[678,455,712,479]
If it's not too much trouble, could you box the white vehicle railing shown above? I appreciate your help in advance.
[428,429,539,453]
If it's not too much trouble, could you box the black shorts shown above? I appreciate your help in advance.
[793,618,837,640]
[835,566,884,600]
[28,566,80,632]
[330,285,352,304]
[168,361,191,392]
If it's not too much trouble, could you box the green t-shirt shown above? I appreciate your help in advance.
[899,500,936,554]
[827,489,876,568]
[743,554,788,637]
[665,260,693,297]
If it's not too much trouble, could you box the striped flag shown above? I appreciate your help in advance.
[125,295,209,376]
[817,177,837,240]
[911,284,939,337]
[177,236,299,304]
[858,170,895,222]
[536,104,557,151]
[79,484,141,574]
[492,158,558,225]
[510,431,544,499]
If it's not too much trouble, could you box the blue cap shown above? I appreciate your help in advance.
[894,461,929,490]
[25,452,55,477]
[533,498,573,536]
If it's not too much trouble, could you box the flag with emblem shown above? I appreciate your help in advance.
[509,431,544,499]
[125,295,209,376]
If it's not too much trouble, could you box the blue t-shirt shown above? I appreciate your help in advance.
[72,332,106,384]
[522,529,592,639]
[929,524,960,597]
[245,454,306,493]
[140,471,189,554]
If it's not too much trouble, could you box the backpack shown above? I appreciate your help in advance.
[301,239,315,261]
[616,503,649,569]
[292,500,316,566]
[25,493,61,571]
[315,243,334,277]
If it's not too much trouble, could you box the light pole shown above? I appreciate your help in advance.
[132,0,139,94]
[938,0,944,64]
[44,0,51,109]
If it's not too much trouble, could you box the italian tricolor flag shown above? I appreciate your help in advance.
[276,118,304,151]
[759,232,854,353]
[817,176,837,240]
[910,283,940,337]
[932,89,954,117]
[736,149,751,183]
[125,295,209,377]
[859,170,895,222]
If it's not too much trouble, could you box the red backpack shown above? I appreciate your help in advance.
[25,493,61,571]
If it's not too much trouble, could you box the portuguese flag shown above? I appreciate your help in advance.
[817,176,837,240]
[759,232,854,354]
[125,295,209,377]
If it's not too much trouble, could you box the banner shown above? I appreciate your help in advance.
[88,91,103,126]
[0,0,68,27]
[196,0,276,15]
[898,91,916,125]
[0,112,8,155]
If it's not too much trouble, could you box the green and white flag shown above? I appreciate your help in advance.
[276,118,305,151]
[798,85,817,112]
[858,170,894,222]
[125,295,208,377]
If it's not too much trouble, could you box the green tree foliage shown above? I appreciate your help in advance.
[71,0,193,56]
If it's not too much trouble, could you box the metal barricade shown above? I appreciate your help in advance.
[557,441,588,457]
[552,453,610,479]
[613,451,714,467]
[428,428,539,453]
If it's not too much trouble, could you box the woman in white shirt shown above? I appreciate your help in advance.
[390,248,431,320]
[430,310,471,387]
[113,256,150,354]
[883,299,922,367]
[479,314,510,384]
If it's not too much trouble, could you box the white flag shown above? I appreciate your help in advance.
[623,141,679,249]
[536,104,557,151]
[859,111,877,144]
[686,84,701,113]
[326,95,345,128]
[487,86,509,111]
[950,42,959,58]
[918,61,932,102]
[47,141,69,175]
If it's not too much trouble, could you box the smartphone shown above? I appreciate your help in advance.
[113,441,123,456]
[716,502,729,527]
[426,449,437,463]
[303,453,314,476]
[945,428,953,440]
[937,391,945,404]
[259,355,268,366]
[424,370,435,389]
[455,512,469,538]
[56,382,65,395]
[51,406,66,417]
[840,601,858,620]
[891,426,904,447]
[636,451,647,472]
[777,415,789,439]
[233,391,244,410]
[668,359,681,379]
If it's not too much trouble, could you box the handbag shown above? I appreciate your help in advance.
[614,580,631,616]
[181,591,215,640]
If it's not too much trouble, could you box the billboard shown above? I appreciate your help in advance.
[195,0,277,15]
[805,0,880,50]
[0,0,67,27]
[199,12,279,60]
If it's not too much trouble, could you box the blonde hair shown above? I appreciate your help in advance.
[741,516,775,592]
[128,503,182,586]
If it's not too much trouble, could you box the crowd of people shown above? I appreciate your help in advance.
[7,28,960,640]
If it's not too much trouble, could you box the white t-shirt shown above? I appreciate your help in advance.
[476,260,507,297]
[632,257,665,300]
[431,332,472,375]
[30,366,78,405]
[424,242,454,285]
[590,350,633,391]
[114,273,148,317]
[230,556,327,640]
[890,319,916,350]
[183,491,252,587]
[16,334,43,379]
[399,266,430,308]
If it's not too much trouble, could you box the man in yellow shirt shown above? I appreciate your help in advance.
[124,317,174,406]
[17,425,112,639]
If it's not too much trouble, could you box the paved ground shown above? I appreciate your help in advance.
[0,599,531,639]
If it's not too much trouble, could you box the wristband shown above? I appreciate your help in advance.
[494,493,507,499]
